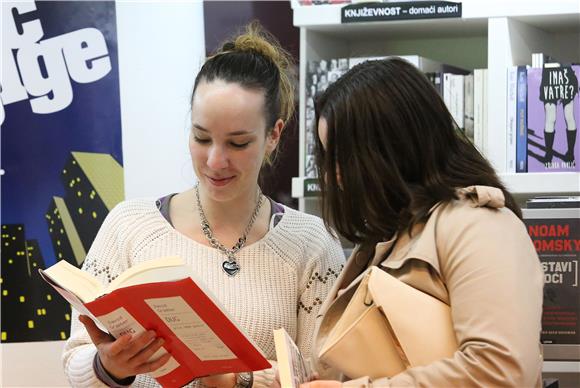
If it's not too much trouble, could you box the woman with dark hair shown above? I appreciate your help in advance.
[304,58,543,387]
[62,22,345,388]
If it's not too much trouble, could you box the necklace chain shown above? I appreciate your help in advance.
[195,184,264,263]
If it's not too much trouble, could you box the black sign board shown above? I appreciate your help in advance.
[341,1,462,23]
[303,178,321,197]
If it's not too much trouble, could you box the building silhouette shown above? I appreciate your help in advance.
[46,152,124,267]
[1,225,71,342]
[1,152,124,342]
[46,198,86,267]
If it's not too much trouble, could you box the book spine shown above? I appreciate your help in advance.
[473,69,484,152]
[516,65,528,172]
[506,66,518,173]
[455,74,465,131]
[482,69,489,155]
[434,72,443,96]
[443,73,452,124]
[463,74,474,141]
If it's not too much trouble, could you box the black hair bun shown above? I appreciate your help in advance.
[222,41,235,51]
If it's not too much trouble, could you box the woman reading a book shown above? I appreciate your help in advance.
[62,22,345,388]
[301,58,544,387]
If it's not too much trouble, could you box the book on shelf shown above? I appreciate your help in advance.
[463,73,474,141]
[426,71,443,96]
[473,68,488,153]
[443,73,465,131]
[516,65,530,172]
[506,66,518,173]
[532,52,556,69]
[39,256,270,388]
[348,55,468,75]
[527,65,580,172]
[304,57,349,178]
[273,328,314,388]
[304,54,476,177]
[522,207,580,361]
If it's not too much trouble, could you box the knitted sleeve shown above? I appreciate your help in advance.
[295,226,345,359]
[61,203,131,387]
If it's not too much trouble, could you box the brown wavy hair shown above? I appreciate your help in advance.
[315,58,521,244]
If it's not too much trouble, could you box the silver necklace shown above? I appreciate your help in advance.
[194,184,264,276]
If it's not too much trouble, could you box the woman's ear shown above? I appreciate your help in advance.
[266,119,284,154]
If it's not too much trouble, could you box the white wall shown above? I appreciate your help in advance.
[1,341,68,387]
[1,2,205,387]
[117,0,205,199]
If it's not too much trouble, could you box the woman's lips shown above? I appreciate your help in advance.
[207,175,235,186]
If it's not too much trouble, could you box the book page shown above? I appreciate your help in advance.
[107,256,191,293]
[97,307,180,378]
[39,270,94,315]
[40,262,102,303]
[184,274,268,360]
[145,296,236,361]
[274,328,312,388]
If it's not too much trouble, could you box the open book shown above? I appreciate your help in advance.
[273,328,314,388]
[39,256,270,388]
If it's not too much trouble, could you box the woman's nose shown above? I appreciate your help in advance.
[206,145,228,170]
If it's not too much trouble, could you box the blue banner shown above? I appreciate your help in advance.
[1,0,123,342]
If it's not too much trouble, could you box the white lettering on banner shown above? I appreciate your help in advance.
[0,1,111,124]
[1,0,40,105]
[541,260,579,286]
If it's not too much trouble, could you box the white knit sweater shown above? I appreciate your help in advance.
[62,198,345,387]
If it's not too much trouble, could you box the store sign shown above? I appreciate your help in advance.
[341,1,462,23]
[304,178,321,197]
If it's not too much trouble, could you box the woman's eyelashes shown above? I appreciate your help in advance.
[193,136,251,149]
[230,141,251,149]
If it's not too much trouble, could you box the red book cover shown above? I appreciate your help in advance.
[85,278,270,387]
[523,207,580,361]
[39,258,270,388]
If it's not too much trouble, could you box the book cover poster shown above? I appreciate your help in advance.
[1,1,124,342]
[305,58,348,178]
[525,215,579,345]
[527,66,580,172]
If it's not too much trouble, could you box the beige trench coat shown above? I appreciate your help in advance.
[311,186,544,387]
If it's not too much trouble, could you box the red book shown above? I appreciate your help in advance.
[39,256,270,387]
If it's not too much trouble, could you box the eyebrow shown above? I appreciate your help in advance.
[193,123,255,136]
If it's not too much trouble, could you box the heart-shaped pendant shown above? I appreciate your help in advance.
[222,260,240,277]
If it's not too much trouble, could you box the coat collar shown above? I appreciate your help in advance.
[323,186,506,310]
[379,185,506,274]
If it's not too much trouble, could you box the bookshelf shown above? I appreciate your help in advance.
[290,1,580,380]
[290,0,580,214]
